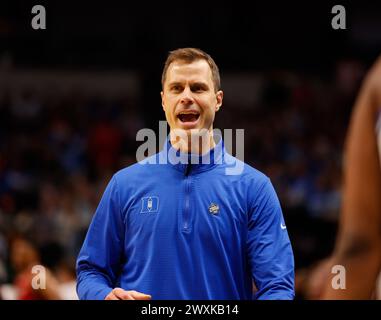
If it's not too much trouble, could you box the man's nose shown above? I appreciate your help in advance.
[180,87,194,105]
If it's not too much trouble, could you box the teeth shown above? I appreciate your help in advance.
[178,113,199,122]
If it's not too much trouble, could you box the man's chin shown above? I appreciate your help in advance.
[177,121,200,131]
[170,126,213,141]
[171,126,208,135]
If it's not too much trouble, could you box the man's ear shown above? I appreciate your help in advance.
[161,91,165,111]
[215,90,223,112]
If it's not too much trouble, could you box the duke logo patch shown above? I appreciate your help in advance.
[141,196,159,213]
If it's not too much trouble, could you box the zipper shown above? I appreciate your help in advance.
[183,159,192,231]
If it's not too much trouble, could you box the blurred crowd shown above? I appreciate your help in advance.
[0,58,366,299]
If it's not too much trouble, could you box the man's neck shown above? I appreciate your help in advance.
[169,129,216,155]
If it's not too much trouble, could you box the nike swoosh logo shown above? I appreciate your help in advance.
[281,223,287,230]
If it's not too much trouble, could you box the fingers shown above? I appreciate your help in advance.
[129,290,152,300]
[105,288,130,300]
[105,291,119,300]
[105,288,152,300]
[113,288,134,300]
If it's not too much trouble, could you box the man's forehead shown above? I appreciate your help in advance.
[167,59,212,80]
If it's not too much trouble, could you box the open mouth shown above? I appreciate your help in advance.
[177,112,200,123]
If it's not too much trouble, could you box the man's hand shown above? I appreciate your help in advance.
[105,288,152,300]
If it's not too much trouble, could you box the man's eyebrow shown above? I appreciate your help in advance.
[167,81,209,89]
[168,81,183,87]
[191,82,209,89]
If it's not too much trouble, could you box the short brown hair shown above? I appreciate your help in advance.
[161,48,221,92]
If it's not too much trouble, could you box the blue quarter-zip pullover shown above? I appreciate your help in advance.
[76,139,294,300]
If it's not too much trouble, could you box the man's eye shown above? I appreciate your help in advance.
[172,86,182,92]
[193,86,204,92]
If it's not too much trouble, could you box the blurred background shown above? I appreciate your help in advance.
[0,0,381,299]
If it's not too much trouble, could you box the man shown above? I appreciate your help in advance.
[321,56,381,299]
[76,48,294,300]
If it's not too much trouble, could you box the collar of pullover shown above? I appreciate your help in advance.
[159,136,224,175]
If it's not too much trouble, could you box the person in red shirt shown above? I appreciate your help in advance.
[10,235,61,300]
